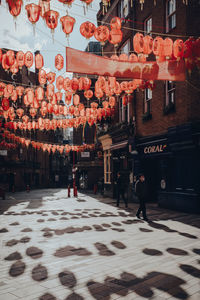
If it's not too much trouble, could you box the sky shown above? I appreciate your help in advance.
[0,0,101,76]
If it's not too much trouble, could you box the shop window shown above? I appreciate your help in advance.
[104,150,111,184]
[166,0,176,32]
[144,16,152,35]
[120,39,130,55]
[164,80,175,114]
[119,98,130,123]
[118,0,129,20]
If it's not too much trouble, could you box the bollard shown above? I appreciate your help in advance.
[26,185,30,192]
[94,184,97,194]
[73,186,78,197]
[68,185,71,197]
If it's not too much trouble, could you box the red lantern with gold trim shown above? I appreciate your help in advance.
[143,35,153,55]
[56,76,64,91]
[133,33,144,54]
[173,39,184,59]
[94,26,110,45]
[38,0,50,18]
[2,98,10,111]
[16,86,24,98]
[110,17,121,30]
[44,10,59,33]
[55,54,64,71]
[70,78,79,92]
[25,4,41,24]
[60,15,75,37]
[65,91,72,105]
[7,0,23,17]
[73,94,80,106]
[16,51,24,69]
[35,86,44,102]
[25,51,33,68]
[109,29,123,46]
[35,53,44,70]
[84,89,93,100]
[47,72,56,83]
[80,21,96,39]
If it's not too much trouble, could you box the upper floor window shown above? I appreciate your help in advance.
[165,80,175,106]
[104,150,111,184]
[144,88,152,114]
[166,0,176,32]
[119,96,130,123]
[144,16,152,35]
[118,0,129,19]
[120,39,130,55]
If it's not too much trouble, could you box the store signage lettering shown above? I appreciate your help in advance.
[144,144,167,154]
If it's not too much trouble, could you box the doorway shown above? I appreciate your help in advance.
[141,158,159,202]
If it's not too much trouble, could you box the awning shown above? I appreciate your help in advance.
[110,140,128,150]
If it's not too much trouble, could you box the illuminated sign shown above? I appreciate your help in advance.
[144,144,167,154]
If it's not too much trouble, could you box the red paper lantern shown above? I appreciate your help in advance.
[10,60,19,74]
[46,84,55,100]
[109,96,116,108]
[2,54,9,71]
[11,89,18,102]
[129,53,138,62]
[60,15,75,37]
[7,0,22,17]
[2,98,10,111]
[58,0,74,6]
[80,21,96,39]
[65,91,72,105]
[16,86,24,98]
[79,77,91,90]
[163,38,173,59]
[84,90,93,100]
[25,51,33,68]
[110,17,121,30]
[47,72,56,83]
[70,78,79,92]
[44,10,59,33]
[29,108,37,118]
[35,53,44,69]
[183,37,195,59]
[47,103,53,113]
[38,0,50,18]
[133,33,144,54]
[109,29,123,46]
[143,35,153,55]
[16,51,25,68]
[25,4,41,24]
[38,69,46,85]
[56,76,64,91]
[153,36,164,57]
[56,92,63,102]
[73,94,80,106]
[6,50,15,67]
[0,49,2,63]
[35,87,44,101]
[55,54,64,71]
[120,81,129,91]
[94,26,110,45]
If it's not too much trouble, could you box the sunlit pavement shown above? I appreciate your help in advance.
[0,189,200,300]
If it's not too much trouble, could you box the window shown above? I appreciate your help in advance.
[120,39,130,55]
[166,0,176,32]
[144,16,152,35]
[165,81,175,106]
[119,97,130,123]
[118,0,129,19]
[104,150,111,184]
[144,88,152,114]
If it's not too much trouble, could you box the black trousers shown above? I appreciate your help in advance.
[136,198,147,219]
[117,189,128,207]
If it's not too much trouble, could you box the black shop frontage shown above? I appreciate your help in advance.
[132,123,200,213]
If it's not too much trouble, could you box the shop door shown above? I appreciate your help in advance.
[142,158,159,202]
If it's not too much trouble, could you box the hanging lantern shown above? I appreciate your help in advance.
[163,38,173,59]
[65,91,72,105]
[29,108,37,118]
[16,86,24,98]
[11,89,18,102]
[25,51,33,68]
[84,90,93,100]
[5,84,14,96]
[44,10,59,34]
[26,89,35,105]
[153,36,164,58]
[109,29,123,47]
[58,0,74,7]
[38,69,46,85]
[80,21,96,39]
[0,49,2,64]
[16,108,24,118]
[38,0,50,18]
[10,60,19,74]
[119,53,129,61]
[22,115,29,124]
[25,4,41,25]
[133,33,144,54]
[110,17,121,30]
[56,92,63,102]
[7,0,23,17]
[16,51,25,69]
[120,81,129,91]
[2,98,10,111]
[129,53,138,62]
[46,84,55,100]
[35,86,44,102]
[35,53,44,69]
[56,76,64,91]
[47,103,53,113]
[73,94,80,106]
[69,105,75,115]
[70,78,79,92]
[6,50,15,67]
[109,96,116,108]
[111,54,119,60]
[79,77,91,90]
[95,89,104,99]
[2,54,10,72]
[55,54,64,71]
[60,15,76,38]
[94,26,110,45]
[143,35,153,56]
[46,72,55,84]
[173,39,184,59]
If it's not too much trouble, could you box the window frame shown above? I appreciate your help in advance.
[166,0,176,32]
[144,16,152,35]
[119,97,130,123]
[104,150,111,184]
[118,0,129,20]
[144,88,152,115]
[165,80,175,107]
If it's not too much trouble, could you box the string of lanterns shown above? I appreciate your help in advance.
[1,129,95,154]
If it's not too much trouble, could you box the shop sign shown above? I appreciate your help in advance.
[81,152,90,158]
[0,150,7,156]
[144,144,167,154]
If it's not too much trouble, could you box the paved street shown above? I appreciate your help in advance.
[0,189,199,300]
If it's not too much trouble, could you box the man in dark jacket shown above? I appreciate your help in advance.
[135,174,149,221]
[116,172,128,208]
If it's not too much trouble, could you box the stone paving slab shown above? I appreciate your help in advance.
[0,189,200,300]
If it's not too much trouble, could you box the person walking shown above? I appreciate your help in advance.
[135,174,149,221]
[116,172,128,208]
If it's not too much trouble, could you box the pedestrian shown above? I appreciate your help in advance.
[116,172,128,208]
[135,174,149,221]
